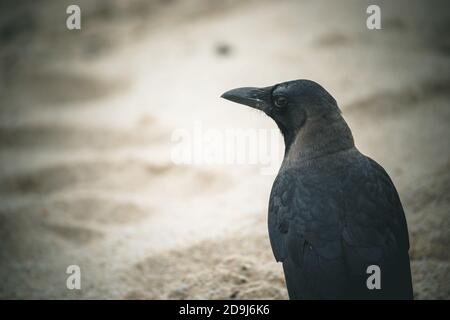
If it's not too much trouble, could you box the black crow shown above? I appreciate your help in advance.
[221,79,413,299]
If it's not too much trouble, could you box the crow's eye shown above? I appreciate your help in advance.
[274,96,288,108]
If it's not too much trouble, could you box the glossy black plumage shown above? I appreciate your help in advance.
[222,79,413,299]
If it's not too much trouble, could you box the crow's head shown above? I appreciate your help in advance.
[221,79,341,140]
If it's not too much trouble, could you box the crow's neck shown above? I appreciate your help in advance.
[282,113,355,167]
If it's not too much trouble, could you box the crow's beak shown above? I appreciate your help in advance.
[221,86,273,111]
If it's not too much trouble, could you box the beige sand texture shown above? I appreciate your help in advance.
[0,0,449,299]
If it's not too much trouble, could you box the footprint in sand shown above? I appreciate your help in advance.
[0,123,169,149]
[314,31,352,48]
[0,157,231,198]
[42,222,104,245]
[43,196,150,225]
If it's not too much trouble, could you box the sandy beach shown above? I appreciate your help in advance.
[0,0,449,299]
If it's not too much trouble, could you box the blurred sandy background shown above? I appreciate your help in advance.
[0,0,449,299]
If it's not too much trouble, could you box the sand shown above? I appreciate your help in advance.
[0,0,449,299]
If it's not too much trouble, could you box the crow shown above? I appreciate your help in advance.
[221,79,413,299]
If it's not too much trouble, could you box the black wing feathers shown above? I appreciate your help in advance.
[268,155,413,299]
